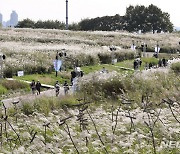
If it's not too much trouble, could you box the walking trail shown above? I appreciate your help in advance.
[1,86,67,109]
[1,58,179,109]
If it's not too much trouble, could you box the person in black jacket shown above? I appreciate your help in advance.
[71,70,76,85]
[36,80,41,95]
[30,80,36,94]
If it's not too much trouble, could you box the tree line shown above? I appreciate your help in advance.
[16,4,173,33]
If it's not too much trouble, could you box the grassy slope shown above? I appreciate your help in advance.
[13,60,134,85]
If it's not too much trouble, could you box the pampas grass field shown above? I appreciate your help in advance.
[0,28,180,153]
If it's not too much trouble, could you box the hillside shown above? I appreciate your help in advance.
[0,28,180,153]
[0,28,180,76]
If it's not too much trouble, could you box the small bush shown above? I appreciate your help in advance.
[3,65,23,78]
[115,51,135,62]
[0,85,7,95]
[98,53,112,64]
[98,51,135,64]
[33,98,51,116]
[7,107,16,117]
[3,66,13,78]
[36,66,46,74]
[80,76,125,101]
[59,95,79,107]
[72,54,99,67]
[0,80,30,91]
[171,62,180,74]
[21,103,34,116]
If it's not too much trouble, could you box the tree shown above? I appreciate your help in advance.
[69,22,80,31]
[124,4,173,33]
[123,5,147,32]
[16,18,35,28]
[79,14,124,31]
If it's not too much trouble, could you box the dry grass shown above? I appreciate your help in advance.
[0,28,180,75]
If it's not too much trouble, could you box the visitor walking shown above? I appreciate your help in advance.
[71,70,76,85]
[63,81,69,95]
[36,80,41,95]
[30,80,36,94]
[55,81,60,97]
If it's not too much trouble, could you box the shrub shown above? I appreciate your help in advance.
[98,53,112,64]
[0,85,7,95]
[47,65,54,74]
[171,62,180,74]
[33,98,51,116]
[3,64,23,78]
[80,76,125,101]
[0,80,30,91]
[3,66,13,78]
[21,103,34,116]
[79,72,179,105]
[58,95,79,107]
[98,51,135,64]
[36,65,46,74]
[115,51,135,62]
[71,54,99,67]
[7,107,16,117]
[21,96,79,116]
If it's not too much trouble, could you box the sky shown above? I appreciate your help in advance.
[0,0,180,27]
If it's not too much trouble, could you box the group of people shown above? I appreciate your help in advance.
[158,58,167,67]
[54,80,69,96]
[30,79,70,97]
[30,80,41,95]
[30,67,84,97]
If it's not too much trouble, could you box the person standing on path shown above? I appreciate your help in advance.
[36,80,41,95]
[63,81,69,95]
[30,80,36,94]
[55,80,60,97]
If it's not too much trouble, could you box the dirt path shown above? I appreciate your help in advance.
[139,58,180,77]
[1,87,69,109]
[2,58,179,109]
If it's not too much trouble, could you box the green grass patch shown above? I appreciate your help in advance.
[0,79,30,99]
[81,60,134,74]
[13,60,134,86]
[142,57,158,66]
[0,79,30,91]
[20,95,79,116]
[14,72,71,85]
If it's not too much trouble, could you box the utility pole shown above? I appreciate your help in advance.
[66,0,68,30]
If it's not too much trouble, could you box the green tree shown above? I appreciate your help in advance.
[123,5,147,32]
[35,20,65,29]
[79,14,124,31]
[69,22,80,31]
[124,4,173,33]
[16,18,35,28]
[34,20,44,28]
